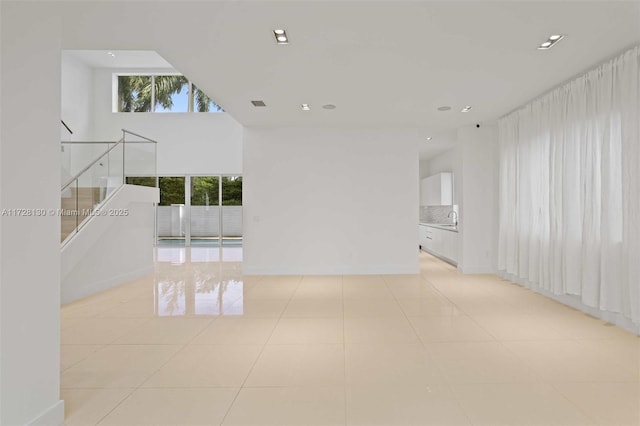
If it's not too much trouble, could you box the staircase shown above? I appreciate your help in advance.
[60,130,159,303]
[61,129,158,245]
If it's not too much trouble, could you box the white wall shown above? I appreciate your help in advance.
[458,124,498,273]
[91,68,243,175]
[61,185,158,303]
[61,52,97,185]
[61,52,93,141]
[0,3,64,425]
[243,127,420,275]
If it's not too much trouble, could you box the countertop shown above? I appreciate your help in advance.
[419,223,459,233]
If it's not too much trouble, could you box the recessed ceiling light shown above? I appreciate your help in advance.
[538,34,565,50]
[273,29,289,44]
[437,106,451,111]
[461,106,472,113]
[251,100,267,107]
[301,103,310,111]
[322,104,336,110]
[426,137,433,141]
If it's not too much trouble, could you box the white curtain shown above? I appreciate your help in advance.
[498,46,640,325]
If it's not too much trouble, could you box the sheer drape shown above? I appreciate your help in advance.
[498,46,640,325]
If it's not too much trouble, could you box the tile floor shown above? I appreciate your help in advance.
[61,248,640,425]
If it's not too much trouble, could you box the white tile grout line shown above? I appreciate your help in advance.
[218,274,303,426]
[85,259,227,424]
[415,253,601,422]
[66,252,636,425]
[385,253,473,425]
[342,274,347,426]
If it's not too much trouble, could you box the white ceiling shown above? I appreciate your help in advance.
[59,1,640,159]
[63,50,173,70]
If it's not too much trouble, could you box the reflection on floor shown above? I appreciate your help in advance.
[155,247,244,317]
[61,249,639,426]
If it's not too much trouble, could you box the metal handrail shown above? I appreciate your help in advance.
[62,140,153,144]
[122,129,158,144]
[61,141,121,144]
[61,120,73,135]
[61,138,124,190]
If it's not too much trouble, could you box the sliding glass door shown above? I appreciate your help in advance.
[190,176,220,246]
[157,177,187,246]
[144,174,241,246]
[221,176,243,246]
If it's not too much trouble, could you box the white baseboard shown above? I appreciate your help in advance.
[62,265,153,304]
[27,400,64,426]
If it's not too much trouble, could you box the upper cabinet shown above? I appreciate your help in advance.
[420,172,453,206]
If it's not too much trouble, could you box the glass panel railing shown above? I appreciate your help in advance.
[61,142,117,187]
[60,130,157,245]
[122,130,157,182]
[61,144,121,244]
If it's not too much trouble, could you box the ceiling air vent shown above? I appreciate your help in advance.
[251,100,267,107]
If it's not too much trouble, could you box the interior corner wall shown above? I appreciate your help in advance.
[91,68,243,175]
[243,127,420,275]
[457,124,498,274]
[419,159,430,179]
[0,2,64,425]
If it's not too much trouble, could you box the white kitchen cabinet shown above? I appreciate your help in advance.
[420,225,458,265]
[418,225,433,251]
[420,172,453,206]
[418,225,427,248]
[438,228,458,263]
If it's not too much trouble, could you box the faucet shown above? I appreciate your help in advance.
[448,210,458,226]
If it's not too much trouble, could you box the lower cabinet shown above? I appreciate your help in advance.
[418,225,434,251]
[419,225,458,265]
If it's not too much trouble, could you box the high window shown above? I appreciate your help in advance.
[115,74,224,113]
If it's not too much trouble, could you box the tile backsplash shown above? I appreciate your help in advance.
[420,205,458,224]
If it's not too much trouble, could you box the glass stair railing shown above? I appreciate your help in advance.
[60,130,157,245]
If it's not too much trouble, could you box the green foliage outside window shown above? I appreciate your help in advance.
[126,176,241,206]
[193,85,225,112]
[158,177,186,206]
[118,76,152,112]
[221,176,242,206]
[154,75,189,111]
[191,176,219,206]
[126,176,156,187]
[117,75,224,113]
